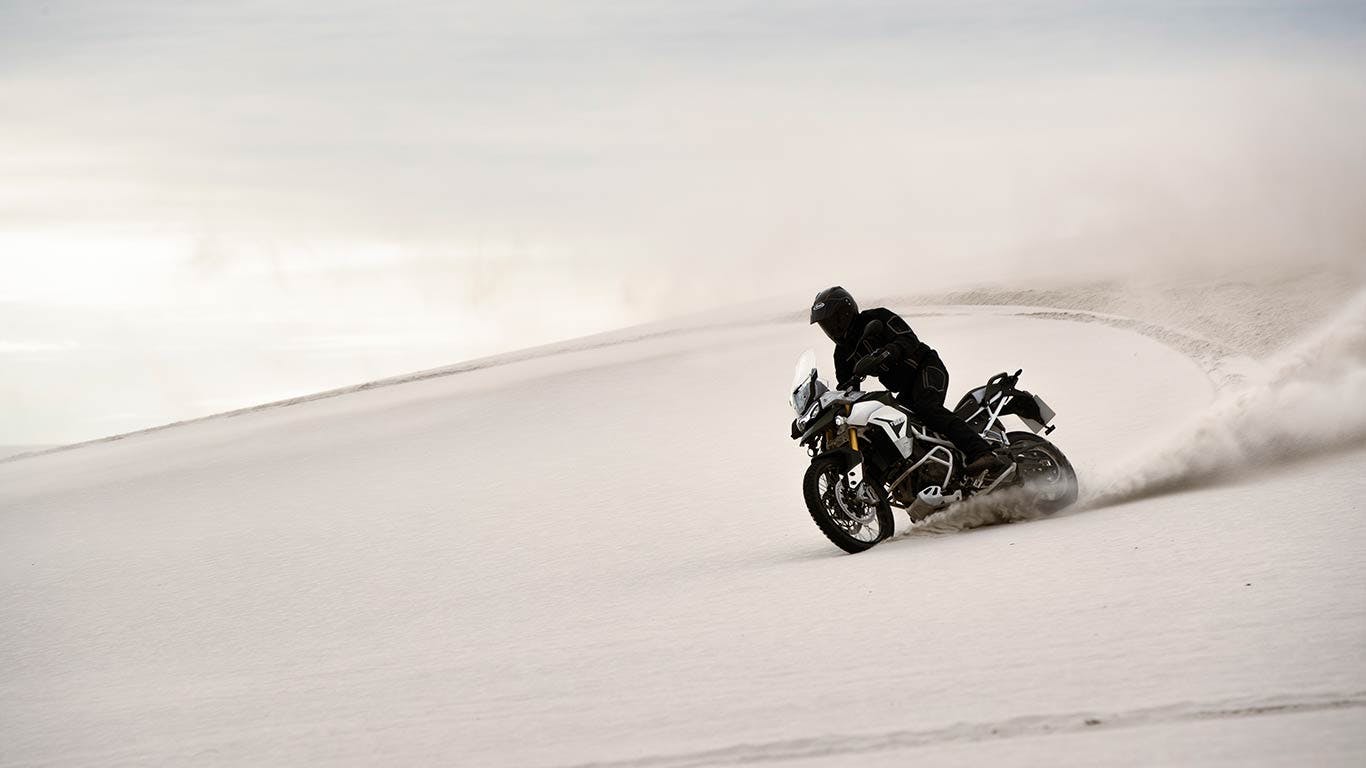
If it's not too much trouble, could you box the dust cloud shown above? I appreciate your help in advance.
[1089,289,1366,508]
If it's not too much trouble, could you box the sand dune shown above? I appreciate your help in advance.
[1,277,1362,767]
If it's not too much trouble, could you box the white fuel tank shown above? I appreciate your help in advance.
[848,403,913,459]
[846,401,884,426]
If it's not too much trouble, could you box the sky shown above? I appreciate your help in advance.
[3,0,1366,445]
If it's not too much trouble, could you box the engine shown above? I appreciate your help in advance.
[885,439,953,506]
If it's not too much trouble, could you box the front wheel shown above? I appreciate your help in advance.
[1006,432,1079,513]
[803,456,894,554]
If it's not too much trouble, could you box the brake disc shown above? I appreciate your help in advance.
[837,479,878,524]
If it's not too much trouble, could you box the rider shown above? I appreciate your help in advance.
[809,286,1010,477]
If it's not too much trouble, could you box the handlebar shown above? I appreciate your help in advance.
[837,375,864,392]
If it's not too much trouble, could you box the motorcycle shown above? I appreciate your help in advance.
[788,329,1078,553]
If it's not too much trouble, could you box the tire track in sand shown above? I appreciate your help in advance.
[558,690,1366,768]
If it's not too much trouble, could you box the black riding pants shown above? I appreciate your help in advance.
[893,351,992,460]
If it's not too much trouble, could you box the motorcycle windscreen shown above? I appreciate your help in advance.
[789,349,819,412]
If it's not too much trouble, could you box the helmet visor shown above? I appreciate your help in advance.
[817,315,850,341]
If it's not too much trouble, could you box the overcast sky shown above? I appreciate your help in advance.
[4,0,1366,445]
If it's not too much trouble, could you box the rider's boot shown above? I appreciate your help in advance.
[965,448,1011,477]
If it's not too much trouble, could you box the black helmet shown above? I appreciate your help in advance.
[809,286,858,341]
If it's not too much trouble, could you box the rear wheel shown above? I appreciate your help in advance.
[803,455,894,553]
[1006,431,1078,513]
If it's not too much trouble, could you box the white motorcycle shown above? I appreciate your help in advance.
[788,341,1078,553]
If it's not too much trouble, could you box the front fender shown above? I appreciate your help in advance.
[811,446,860,471]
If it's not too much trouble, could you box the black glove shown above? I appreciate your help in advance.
[852,347,893,378]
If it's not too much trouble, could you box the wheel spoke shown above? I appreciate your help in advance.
[808,460,887,549]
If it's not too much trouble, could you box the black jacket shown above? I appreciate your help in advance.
[833,307,932,392]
